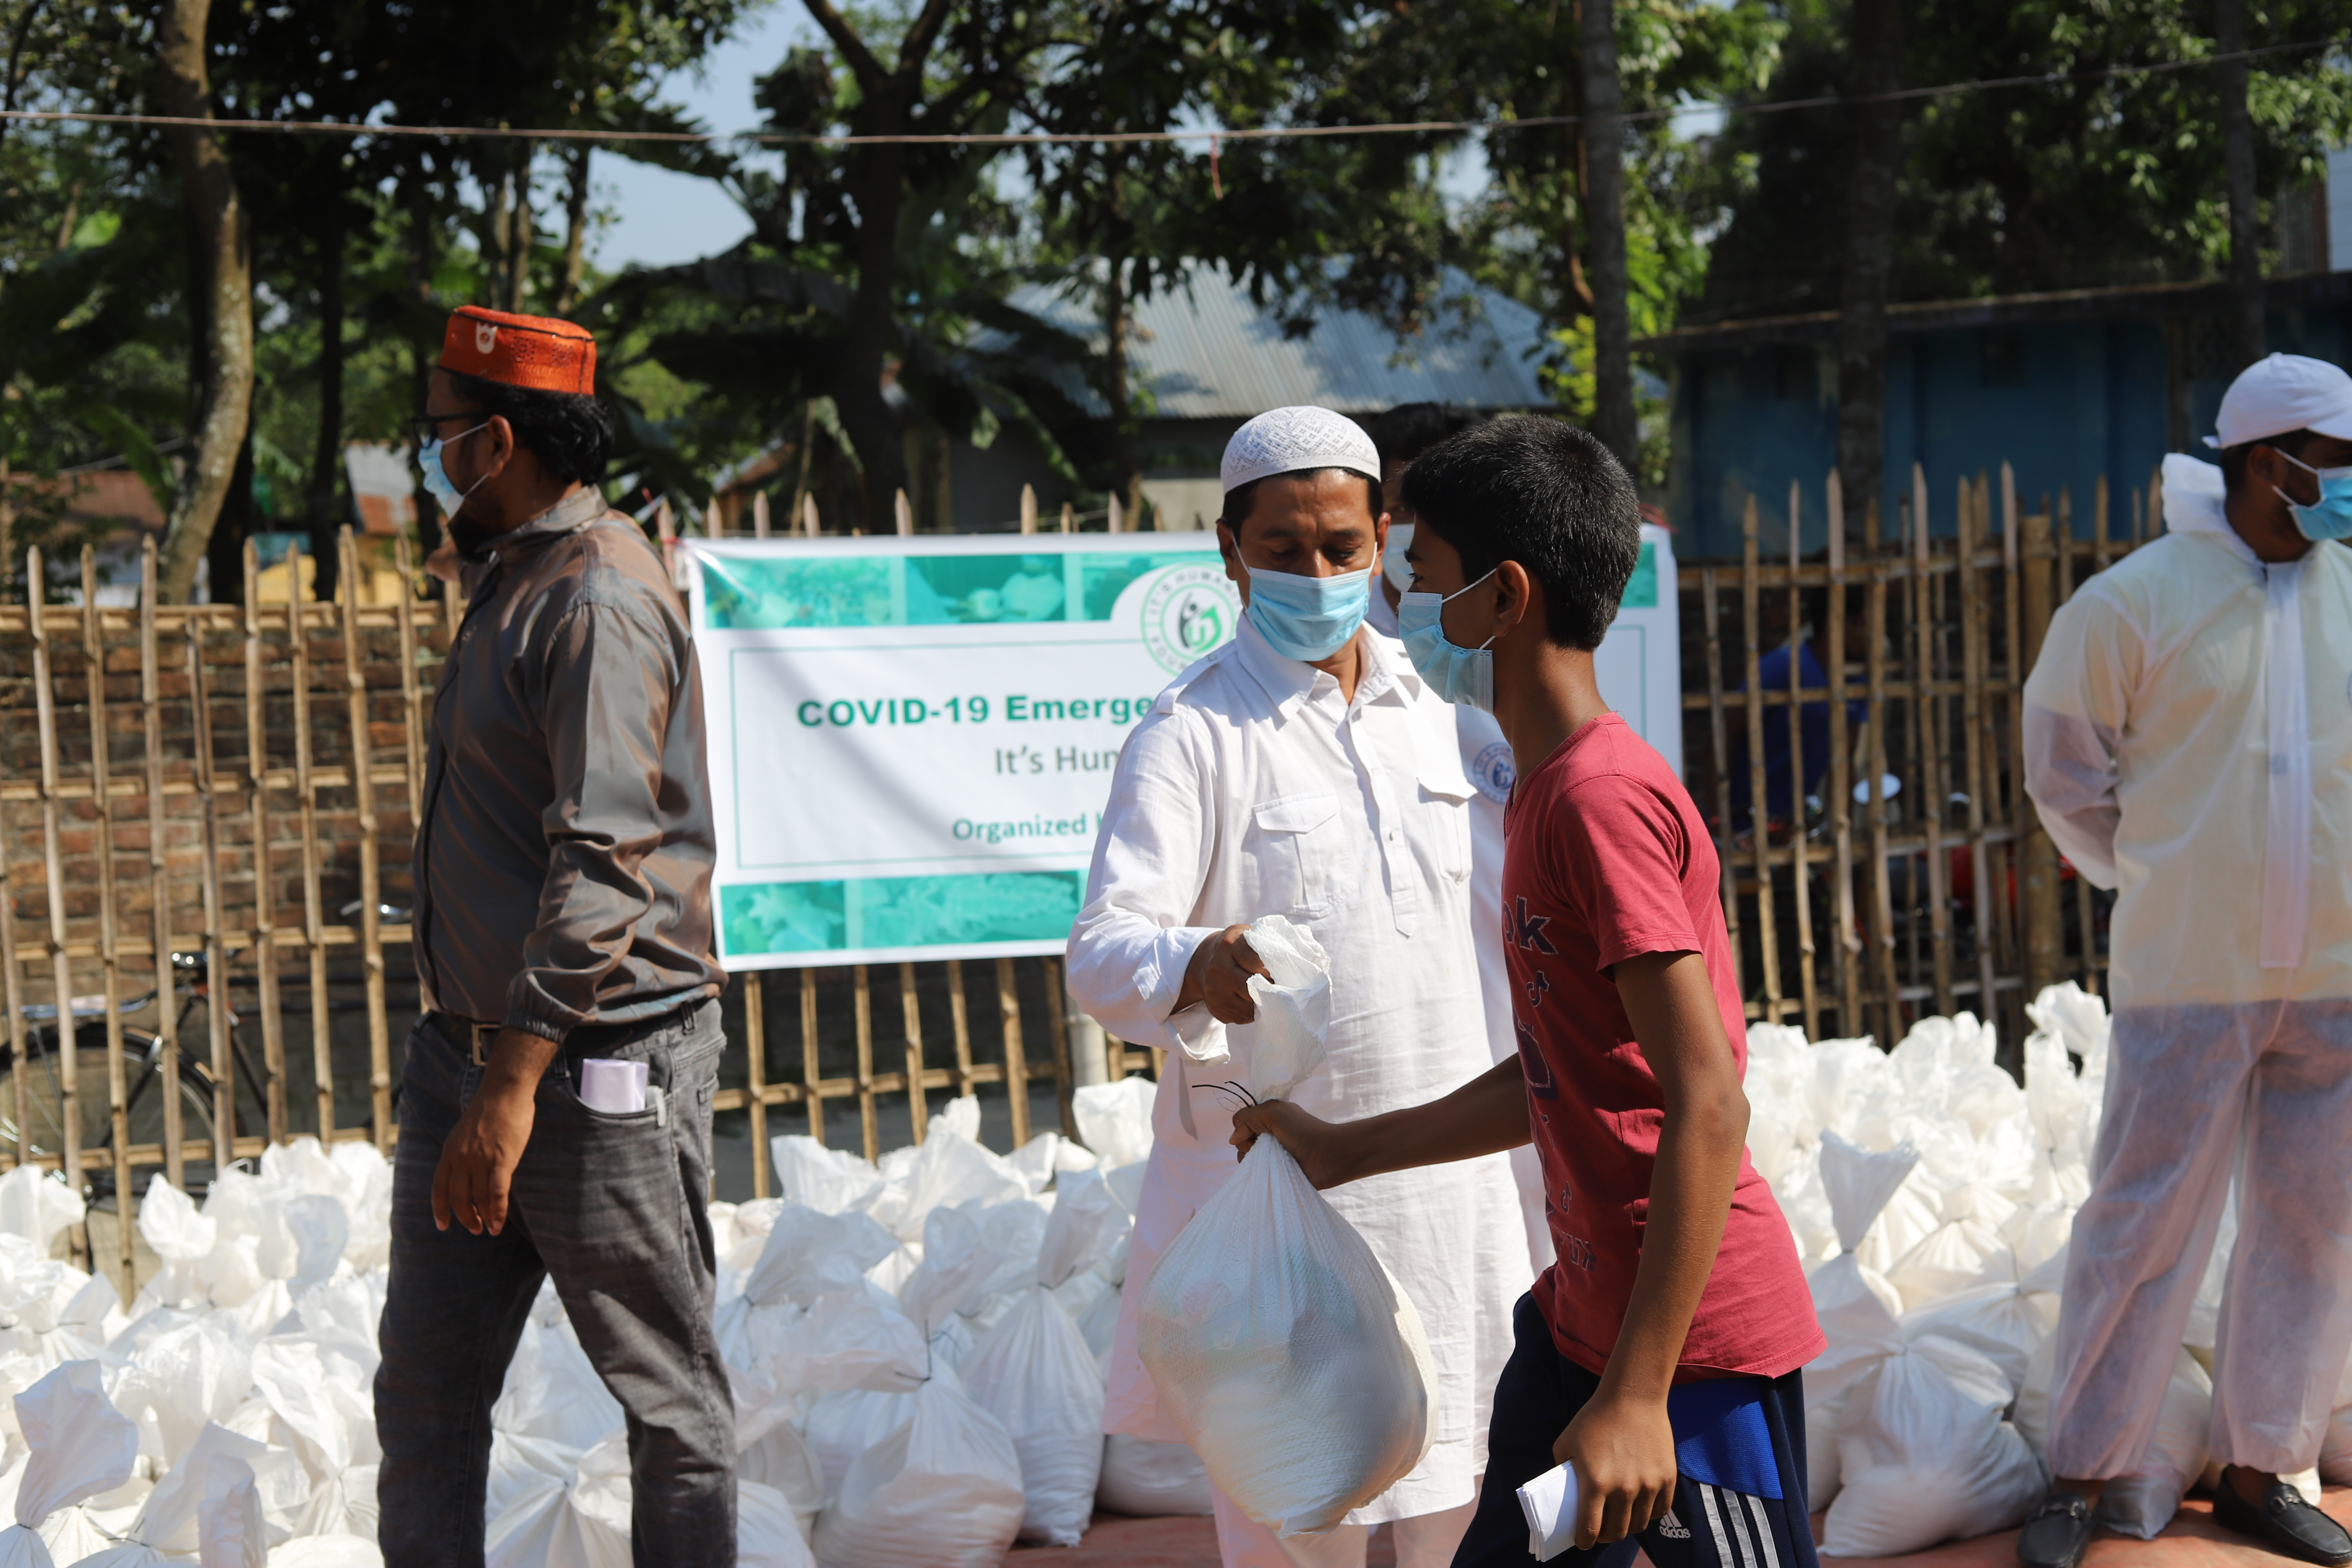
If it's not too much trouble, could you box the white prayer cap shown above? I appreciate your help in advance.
[2205,353,2352,448]
[1220,406,1383,493]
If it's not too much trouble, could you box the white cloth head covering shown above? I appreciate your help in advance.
[2205,353,2352,448]
[1220,406,1383,493]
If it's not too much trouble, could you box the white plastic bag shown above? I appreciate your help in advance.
[492,1314,622,1455]
[810,1367,1024,1568]
[115,1316,254,1470]
[1071,1076,1156,1170]
[1825,1333,2043,1556]
[1096,1435,1213,1517]
[734,1401,822,1541]
[767,1282,926,1401]
[483,1432,632,1568]
[897,1208,994,1332]
[892,1134,1026,1245]
[1136,1137,1436,1537]
[960,1167,1115,1543]
[0,1362,136,1568]
[961,1288,1103,1545]
[766,1137,883,1217]
[265,1538,381,1566]
[1234,916,1329,1097]
[1801,1133,1914,1507]
[83,1424,277,1568]
[0,1172,80,1261]
[737,1478,816,1568]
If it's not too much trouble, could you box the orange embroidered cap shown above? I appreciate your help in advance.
[436,306,596,395]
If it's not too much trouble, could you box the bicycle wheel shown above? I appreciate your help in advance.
[0,1030,221,1190]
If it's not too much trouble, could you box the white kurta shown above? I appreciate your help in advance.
[1067,617,1522,1525]
[1368,585,1553,1276]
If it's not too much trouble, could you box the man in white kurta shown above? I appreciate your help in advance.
[1366,401,1552,1277]
[1069,407,1521,1568]
[2018,354,2352,1568]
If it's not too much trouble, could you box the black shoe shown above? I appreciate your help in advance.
[2017,1491,2097,1568]
[2212,1479,2352,1565]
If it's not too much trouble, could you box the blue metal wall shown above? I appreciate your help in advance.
[1663,302,2352,560]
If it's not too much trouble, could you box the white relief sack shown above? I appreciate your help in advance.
[1135,1137,1436,1537]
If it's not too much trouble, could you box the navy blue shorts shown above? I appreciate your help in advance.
[1453,1294,1820,1568]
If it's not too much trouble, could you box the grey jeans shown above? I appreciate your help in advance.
[374,1001,735,1566]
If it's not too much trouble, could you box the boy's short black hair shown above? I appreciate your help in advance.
[445,370,614,485]
[2220,429,2314,495]
[1402,416,1641,650]
[1217,467,1383,533]
[1366,403,1488,469]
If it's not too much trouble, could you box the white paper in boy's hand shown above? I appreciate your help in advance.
[1516,1460,1582,1561]
[578,1058,648,1114]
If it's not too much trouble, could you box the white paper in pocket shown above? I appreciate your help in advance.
[1517,1460,1582,1561]
[578,1058,649,1115]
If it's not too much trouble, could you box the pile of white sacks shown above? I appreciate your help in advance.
[0,1075,1175,1567]
[6,983,2352,1563]
[1753,981,2352,1556]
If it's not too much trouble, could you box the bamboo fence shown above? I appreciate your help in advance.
[1682,461,2153,1064]
[0,524,1104,1299]
[0,461,2150,1296]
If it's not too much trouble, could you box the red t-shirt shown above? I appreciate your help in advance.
[1506,714,1822,1380]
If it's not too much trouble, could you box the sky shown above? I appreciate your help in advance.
[588,3,809,270]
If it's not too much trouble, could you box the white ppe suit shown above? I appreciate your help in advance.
[1067,619,1523,1567]
[2022,453,2352,1478]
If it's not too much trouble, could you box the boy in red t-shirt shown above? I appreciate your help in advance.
[1234,417,1822,1566]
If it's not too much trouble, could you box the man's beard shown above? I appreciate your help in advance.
[448,508,499,562]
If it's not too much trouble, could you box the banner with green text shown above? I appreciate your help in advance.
[683,526,1678,969]
[684,534,1240,968]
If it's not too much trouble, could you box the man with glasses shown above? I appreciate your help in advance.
[2019,354,2352,1568]
[375,305,733,1566]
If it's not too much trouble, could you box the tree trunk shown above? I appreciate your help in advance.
[1106,250,1138,513]
[407,175,442,560]
[307,205,346,536]
[305,206,345,605]
[1836,0,1904,559]
[2216,0,2265,371]
[154,0,255,605]
[506,140,534,314]
[554,143,592,315]
[202,415,253,608]
[836,122,912,535]
[1578,0,1636,471]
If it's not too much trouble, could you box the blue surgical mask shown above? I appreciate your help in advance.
[1242,564,1371,662]
[1381,523,1416,595]
[417,422,489,519]
[2275,450,2352,542]
[1397,569,1499,711]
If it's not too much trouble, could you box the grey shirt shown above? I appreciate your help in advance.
[413,487,724,1040]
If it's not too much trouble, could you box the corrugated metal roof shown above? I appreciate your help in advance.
[1005,268,1556,419]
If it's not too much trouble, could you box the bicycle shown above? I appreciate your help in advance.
[0,949,270,1199]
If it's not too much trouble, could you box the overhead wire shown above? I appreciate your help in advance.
[0,35,2341,149]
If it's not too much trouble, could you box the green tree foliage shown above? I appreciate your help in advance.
[0,0,755,595]
[1697,0,2352,321]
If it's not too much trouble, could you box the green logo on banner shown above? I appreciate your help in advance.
[1142,565,1239,674]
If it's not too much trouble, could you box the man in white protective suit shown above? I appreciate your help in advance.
[1363,401,1553,1280]
[1067,405,1524,1568]
[2018,353,2352,1568]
